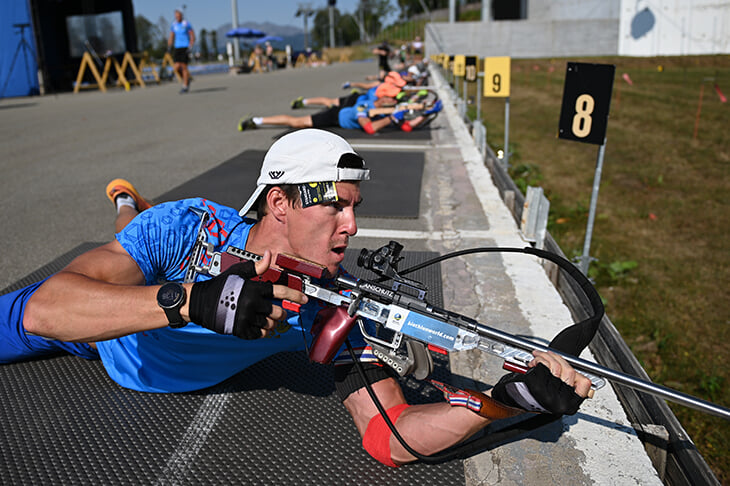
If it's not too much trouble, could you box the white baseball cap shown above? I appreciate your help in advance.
[239,129,370,216]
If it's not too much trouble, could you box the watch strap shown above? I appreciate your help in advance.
[158,282,187,328]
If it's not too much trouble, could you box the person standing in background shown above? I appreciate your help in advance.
[372,40,392,81]
[265,42,276,71]
[410,35,424,63]
[168,9,195,93]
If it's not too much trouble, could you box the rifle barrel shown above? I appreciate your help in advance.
[476,323,730,420]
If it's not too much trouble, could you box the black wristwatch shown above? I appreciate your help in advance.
[157,282,187,328]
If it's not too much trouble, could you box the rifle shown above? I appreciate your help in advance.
[368,102,425,118]
[188,238,730,420]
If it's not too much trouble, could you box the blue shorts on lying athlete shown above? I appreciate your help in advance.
[0,280,99,363]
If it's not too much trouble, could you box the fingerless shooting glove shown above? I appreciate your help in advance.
[423,99,443,115]
[491,363,585,415]
[390,109,407,124]
[189,261,274,339]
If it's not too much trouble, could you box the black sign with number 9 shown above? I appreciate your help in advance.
[558,62,615,145]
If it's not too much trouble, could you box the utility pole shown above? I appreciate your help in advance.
[359,2,366,42]
[328,0,336,49]
[296,3,315,51]
[231,0,240,62]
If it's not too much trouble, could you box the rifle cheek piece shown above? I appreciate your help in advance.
[309,306,358,364]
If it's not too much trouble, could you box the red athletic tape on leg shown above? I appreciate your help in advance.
[362,403,410,467]
[363,122,375,134]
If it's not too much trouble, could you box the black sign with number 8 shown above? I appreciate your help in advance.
[558,62,615,145]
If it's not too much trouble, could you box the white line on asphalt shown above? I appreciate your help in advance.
[156,393,230,484]
[349,143,432,151]
[350,143,461,151]
[354,228,516,241]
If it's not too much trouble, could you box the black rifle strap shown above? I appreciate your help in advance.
[351,246,605,463]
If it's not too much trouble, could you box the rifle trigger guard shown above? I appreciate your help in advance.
[406,340,433,380]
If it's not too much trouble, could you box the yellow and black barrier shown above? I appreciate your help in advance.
[74,51,149,93]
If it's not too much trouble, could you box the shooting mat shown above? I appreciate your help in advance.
[0,243,465,485]
[157,149,424,218]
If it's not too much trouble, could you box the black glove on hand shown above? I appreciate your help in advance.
[491,363,586,415]
[189,261,274,339]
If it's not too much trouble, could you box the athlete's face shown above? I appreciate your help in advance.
[285,182,361,277]
[174,10,183,22]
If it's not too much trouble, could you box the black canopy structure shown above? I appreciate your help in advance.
[2,0,139,95]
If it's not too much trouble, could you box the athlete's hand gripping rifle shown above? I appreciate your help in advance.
[188,239,730,420]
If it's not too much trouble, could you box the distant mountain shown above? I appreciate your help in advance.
[243,21,303,37]
[213,21,308,53]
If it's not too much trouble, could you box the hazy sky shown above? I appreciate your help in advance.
[132,0,397,31]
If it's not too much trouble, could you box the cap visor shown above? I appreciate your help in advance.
[239,185,266,217]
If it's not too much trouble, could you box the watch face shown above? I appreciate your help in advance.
[158,283,183,308]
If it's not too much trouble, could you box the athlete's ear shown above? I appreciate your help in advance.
[266,187,290,221]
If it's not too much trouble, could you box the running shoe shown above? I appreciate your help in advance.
[238,116,257,131]
[105,179,153,211]
[291,96,304,109]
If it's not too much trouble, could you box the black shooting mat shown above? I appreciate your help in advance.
[0,243,465,485]
[156,150,424,218]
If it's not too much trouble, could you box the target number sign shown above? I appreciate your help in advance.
[558,62,615,145]
[465,56,479,83]
[483,56,511,97]
[453,55,466,77]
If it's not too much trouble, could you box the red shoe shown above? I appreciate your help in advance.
[105,179,152,211]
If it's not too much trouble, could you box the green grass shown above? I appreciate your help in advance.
[467,55,729,482]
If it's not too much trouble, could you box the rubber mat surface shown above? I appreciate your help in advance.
[1,244,465,485]
[156,150,424,218]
